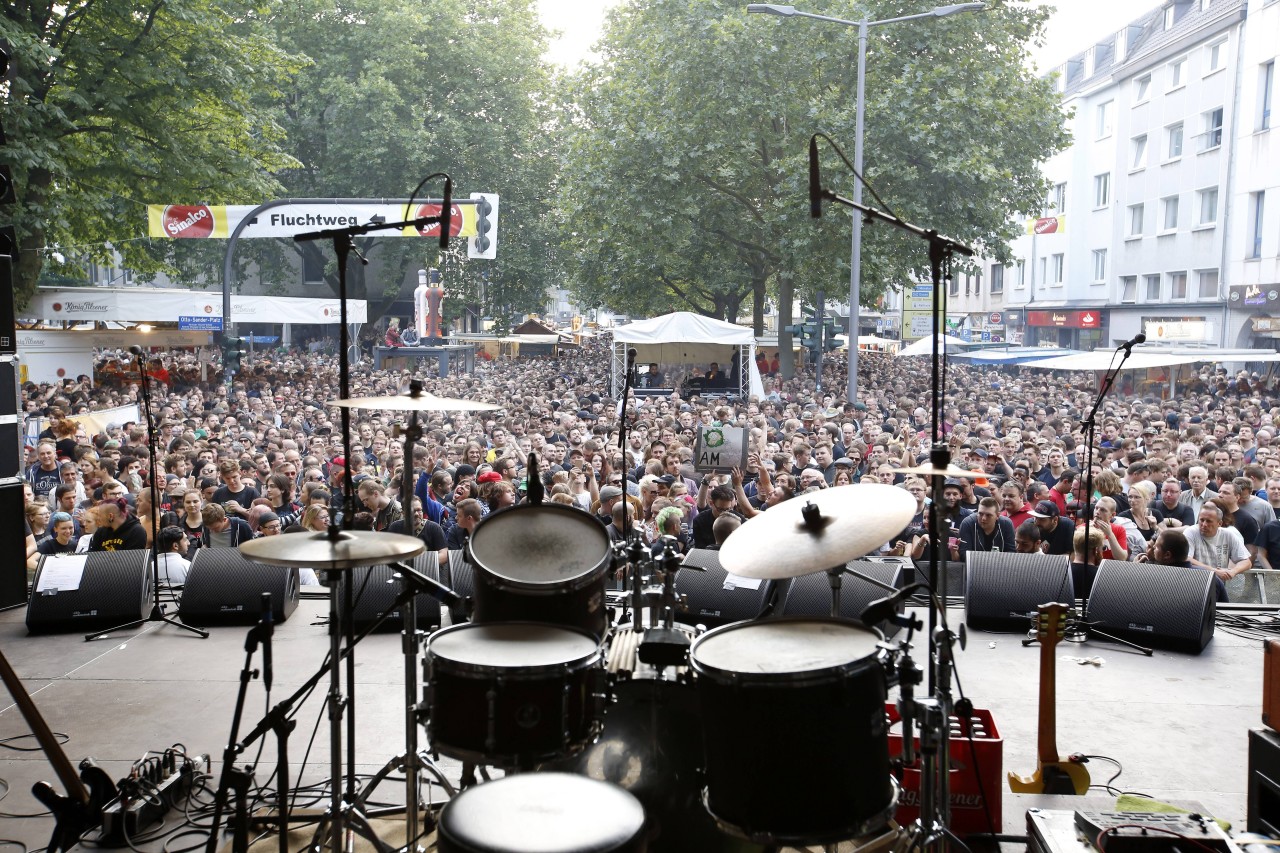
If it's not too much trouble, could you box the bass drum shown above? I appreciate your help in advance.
[467,503,613,639]
[542,625,764,853]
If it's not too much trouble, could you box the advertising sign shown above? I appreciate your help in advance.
[147,201,481,240]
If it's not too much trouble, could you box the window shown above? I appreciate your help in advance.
[1164,6,1176,29]
[1121,276,1137,303]
[1134,74,1152,103]
[1039,257,1048,286]
[1094,172,1110,207]
[302,251,326,284]
[1131,134,1148,170]
[1048,182,1066,213]
[1127,203,1145,237]
[1015,261,1026,289]
[1197,269,1219,299]
[949,274,959,297]
[1206,39,1226,74]
[1170,271,1188,300]
[1261,61,1274,131]
[1145,274,1162,301]
[990,264,1004,295]
[1162,195,1180,231]
[1201,107,1223,150]
[1169,57,1186,90]
[1096,100,1114,139]
[1167,123,1184,159]
[1250,191,1267,258]
[1051,254,1064,285]
[1197,188,1218,225]
[1092,249,1107,282]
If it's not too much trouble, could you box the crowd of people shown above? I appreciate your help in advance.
[19,332,1280,603]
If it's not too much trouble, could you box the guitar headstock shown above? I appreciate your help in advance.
[1034,602,1072,648]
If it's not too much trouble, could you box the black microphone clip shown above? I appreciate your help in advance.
[439,176,453,250]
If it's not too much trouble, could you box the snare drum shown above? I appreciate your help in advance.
[467,504,613,638]
[690,618,894,846]
[437,773,648,853]
[423,622,604,767]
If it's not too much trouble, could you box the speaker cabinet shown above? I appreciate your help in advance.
[673,549,778,629]
[0,478,27,610]
[964,551,1072,633]
[27,551,152,634]
[1250,727,1280,836]
[0,357,20,480]
[443,549,475,625]
[349,553,443,633]
[1085,559,1214,654]
[910,559,966,599]
[178,548,299,626]
[777,559,906,637]
[1265,640,1280,731]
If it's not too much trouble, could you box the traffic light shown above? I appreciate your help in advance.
[221,335,243,374]
[823,321,844,352]
[467,193,499,259]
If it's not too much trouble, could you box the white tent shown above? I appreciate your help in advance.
[611,312,764,398]
[896,334,969,357]
[26,286,367,324]
[1023,351,1206,371]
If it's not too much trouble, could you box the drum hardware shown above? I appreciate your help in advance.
[637,539,692,671]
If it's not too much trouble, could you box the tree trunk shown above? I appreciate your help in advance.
[778,271,795,380]
[13,168,53,312]
[751,269,765,336]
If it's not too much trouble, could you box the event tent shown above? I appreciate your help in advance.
[25,286,368,324]
[611,312,764,399]
[895,334,969,357]
[949,347,1082,366]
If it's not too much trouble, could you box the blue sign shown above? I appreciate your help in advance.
[980,331,992,342]
[179,315,223,331]
[244,335,280,345]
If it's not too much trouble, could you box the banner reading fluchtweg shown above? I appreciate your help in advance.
[147,202,479,240]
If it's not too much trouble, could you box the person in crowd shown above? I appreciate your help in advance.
[36,511,79,557]
[1180,504,1247,602]
[154,525,192,585]
[89,498,148,551]
[958,497,1016,557]
[1030,499,1075,556]
[200,502,254,548]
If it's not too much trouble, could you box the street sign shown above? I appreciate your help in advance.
[179,315,223,331]
[243,335,279,345]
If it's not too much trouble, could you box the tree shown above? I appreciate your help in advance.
[211,0,563,326]
[0,0,298,308]
[556,0,1069,339]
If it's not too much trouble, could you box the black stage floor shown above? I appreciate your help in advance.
[0,594,1264,852]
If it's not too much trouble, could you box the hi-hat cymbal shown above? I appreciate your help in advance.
[718,483,917,580]
[240,530,425,569]
[332,394,501,412]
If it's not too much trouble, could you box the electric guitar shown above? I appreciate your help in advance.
[1007,602,1092,795]
[0,647,117,852]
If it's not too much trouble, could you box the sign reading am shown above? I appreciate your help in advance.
[694,426,749,473]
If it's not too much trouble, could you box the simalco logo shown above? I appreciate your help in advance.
[161,204,215,238]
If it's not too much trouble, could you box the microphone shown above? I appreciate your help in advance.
[809,135,822,219]
[259,593,274,691]
[129,345,143,356]
[859,584,921,627]
[439,176,452,250]
[1117,333,1146,354]
[526,452,544,506]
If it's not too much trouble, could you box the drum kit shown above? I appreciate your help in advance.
[202,385,969,853]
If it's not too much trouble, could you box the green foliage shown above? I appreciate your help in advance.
[556,0,1069,322]
[0,0,299,307]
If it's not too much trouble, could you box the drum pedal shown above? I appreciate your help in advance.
[637,626,690,668]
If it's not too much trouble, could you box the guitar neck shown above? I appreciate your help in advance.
[1037,627,1061,765]
[0,648,89,805]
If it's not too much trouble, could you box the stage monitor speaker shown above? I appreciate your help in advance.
[0,357,20,480]
[909,559,966,599]
[1085,559,1214,654]
[964,551,1072,634]
[1266,640,1280,731]
[350,553,443,633]
[1250,727,1280,836]
[0,478,28,610]
[27,551,152,634]
[673,549,778,629]
[178,548,299,626]
[443,549,475,625]
[777,559,906,637]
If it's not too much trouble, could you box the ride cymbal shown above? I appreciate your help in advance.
[240,530,424,569]
[718,483,917,580]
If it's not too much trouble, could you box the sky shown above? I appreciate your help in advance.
[536,0,1171,73]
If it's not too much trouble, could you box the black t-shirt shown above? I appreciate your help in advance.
[388,518,447,552]
[27,464,60,498]
[37,537,78,556]
[1041,516,1076,556]
[211,484,260,511]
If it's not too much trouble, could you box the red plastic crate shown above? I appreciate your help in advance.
[885,703,1003,837]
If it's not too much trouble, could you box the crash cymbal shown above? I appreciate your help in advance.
[240,530,425,569]
[332,394,501,412]
[898,464,985,480]
[718,483,917,580]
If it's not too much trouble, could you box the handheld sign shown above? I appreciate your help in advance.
[694,426,748,473]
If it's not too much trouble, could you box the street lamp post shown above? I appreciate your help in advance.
[747,3,984,405]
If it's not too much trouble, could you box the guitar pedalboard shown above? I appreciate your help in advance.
[1028,808,1241,853]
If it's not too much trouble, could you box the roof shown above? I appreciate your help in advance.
[612,312,755,345]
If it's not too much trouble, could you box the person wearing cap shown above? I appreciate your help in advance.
[957,497,1015,558]
[89,498,149,552]
[1030,500,1075,556]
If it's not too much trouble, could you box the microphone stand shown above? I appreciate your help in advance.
[86,349,208,641]
[616,349,643,623]
[815,170,973,846]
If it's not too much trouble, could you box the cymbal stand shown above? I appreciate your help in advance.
[294,187,450,853]
[813,151,975,849]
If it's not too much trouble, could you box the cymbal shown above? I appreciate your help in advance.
[898,464,984,480]
[332,394,501,412]
[718,483,917,580]
[239,530,425,569]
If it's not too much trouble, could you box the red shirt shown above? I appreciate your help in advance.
[1004,503,1034,529]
